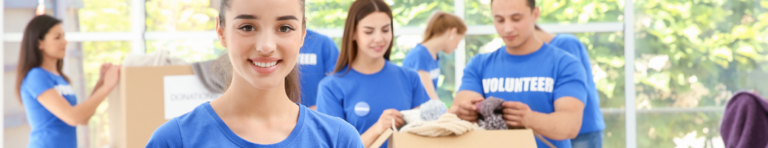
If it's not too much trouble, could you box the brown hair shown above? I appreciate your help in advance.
[16,15,69,104]
[333,0,394,74]
[218,0,306,103]
[422,11,467,42]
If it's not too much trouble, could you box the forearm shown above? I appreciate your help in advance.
[424,85,439,100]
[417,71,439,100]
[360,124,384,148]
[527,111,582,140]
[91,79,104,96]
[72,88,112,124]
[449,91,480,111]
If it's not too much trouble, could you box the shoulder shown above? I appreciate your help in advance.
[304,108,363,146]
[551,34,585,50]
[147,118,183,146]
[170,103,218,131]
[319,72,346,89]
[21,68,55,86]
[389,62,421,79]
[467,52,494,67]
[25,68,51,79]
[303,107,360,134]
[553,34,580,42]
[404,45,426,58]
[306,30,335,44]
[548,45,583,71]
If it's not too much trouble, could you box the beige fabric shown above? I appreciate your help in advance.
[400,113,483,137]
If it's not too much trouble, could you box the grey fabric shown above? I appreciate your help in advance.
[122,50,188,67]
[191,56,231,93]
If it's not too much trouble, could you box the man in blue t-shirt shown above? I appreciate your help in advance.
[449,0,587,148]
[298,30,340,110]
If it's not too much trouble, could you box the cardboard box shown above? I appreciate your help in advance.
[108,65,220,148]
[371,128,538,148]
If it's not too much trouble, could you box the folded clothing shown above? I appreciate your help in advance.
[122,50,188,67]
[400,113,483,137]
[191,56,231,93]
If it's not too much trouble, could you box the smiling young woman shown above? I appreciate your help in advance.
[145,0,363,147]
[315,0,432,147]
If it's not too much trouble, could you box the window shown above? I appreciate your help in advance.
[633,0,768,147]
[4,0,767,147]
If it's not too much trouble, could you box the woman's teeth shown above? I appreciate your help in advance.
[253,61,277,68]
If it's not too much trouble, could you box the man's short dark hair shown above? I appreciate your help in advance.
[491,0,536,10]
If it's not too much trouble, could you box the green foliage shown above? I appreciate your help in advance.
[306,0,454,28]
[632,0,768,147]
[145,0,219,31]
[78,0,133,147]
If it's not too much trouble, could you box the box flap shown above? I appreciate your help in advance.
[389,129,537,148]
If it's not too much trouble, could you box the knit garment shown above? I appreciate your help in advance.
[401,99,448,125]
[476,97,508,130]
[420,99,447,121]
[400,113,483,137]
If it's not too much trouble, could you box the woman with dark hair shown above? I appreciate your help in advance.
[146,0,363,147]
[16,15,120,148]
[315,0,431,147]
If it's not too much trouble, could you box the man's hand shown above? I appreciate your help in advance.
[502,101,535,128]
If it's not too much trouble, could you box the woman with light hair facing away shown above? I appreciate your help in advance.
[402,11,467,100]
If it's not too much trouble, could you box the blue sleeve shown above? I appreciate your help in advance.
[316,79,346,120]
[571,40,597,88]
[146,119,183,148]
[409,70,431,108]
[22,69,56,99]
[324,37,340,74]
[401,50,428,72]
[334,118,365,148]
[557,36,595,87]
[457,55,486,96]
[553,56,589,104]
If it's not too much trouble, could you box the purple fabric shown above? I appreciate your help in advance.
[720,91,768,148]
[476,97,508,130]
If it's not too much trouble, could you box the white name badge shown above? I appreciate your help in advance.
[163,75,222,119]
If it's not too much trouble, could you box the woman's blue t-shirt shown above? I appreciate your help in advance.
[298,30,340,107]
[21,67,78,148]
[549,34,606,134]
[402,44,440,88]
[146,102,364,148]
[316,61,431,147]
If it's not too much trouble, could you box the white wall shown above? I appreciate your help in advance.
[4,8,37,148]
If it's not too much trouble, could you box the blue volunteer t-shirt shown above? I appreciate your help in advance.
[459,44,589,148]
[316,61,431,147]
[402,44,440,88]
[550,34,606,134]
[20,67,78,148]
[299,30,340,107]
[146,102,364,147]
